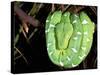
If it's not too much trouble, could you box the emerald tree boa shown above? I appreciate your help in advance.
[45,11,95,68]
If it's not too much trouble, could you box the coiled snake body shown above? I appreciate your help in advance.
[45,11,95,68]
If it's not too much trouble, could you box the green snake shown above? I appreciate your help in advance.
[45,11,95,68]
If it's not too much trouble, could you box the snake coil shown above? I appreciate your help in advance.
[45,11,95,68]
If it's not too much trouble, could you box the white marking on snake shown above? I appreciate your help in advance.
[47,47,49,50]
[82,19,88,24]
[79,54,86,60]
[49,24,55,28]
[51,15,54,19]
[67,56,71,61]
[79,56,83,60]
[75,14,78,17]
[72,63,77,67]
[46,20,49,23]
[49,51,53,56]
[73,37,78,40]
[84,32,88,35]
[77,32,82,35]
[48,43,51,47]
[81,47,86,51]
[45,29,50,33]
[92,22,95,33]
[64,14,67,16]
[71,48,77,53]
[93,22,95,25]
[72,20,77,24]
[45,30,48,33]
[87,38,90,42]
[60,61,64,66]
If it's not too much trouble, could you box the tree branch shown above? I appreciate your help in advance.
[14,4,40,27]
[51,4,55,12]
[61,5,65,11]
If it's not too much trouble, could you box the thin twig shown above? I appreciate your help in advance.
[14,25,23,46]
[89,7,97,16]
[22,27,28,39]
[14,46,28,64]
[28,3,43,17]
[15,55,22,60]
[21,26,30,44]
[22,21,29,33]
[51,4,55,12]
[64,5,70,11]
[14,50,17,56]
[14,34,19,46]
[28,28,38,40]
